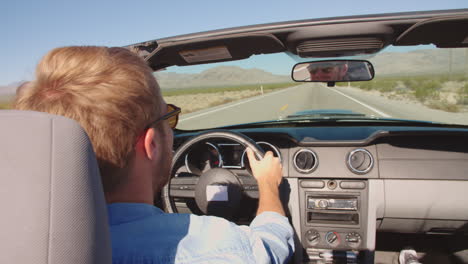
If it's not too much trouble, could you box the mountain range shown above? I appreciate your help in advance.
[369,48,467,76]
[155,66,289,89]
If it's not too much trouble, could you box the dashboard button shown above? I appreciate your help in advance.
[340,181,366,189]
[300,180,325,189]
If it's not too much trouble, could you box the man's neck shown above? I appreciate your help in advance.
[105,161,155,205]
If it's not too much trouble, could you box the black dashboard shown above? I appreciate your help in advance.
[171,125,468,263]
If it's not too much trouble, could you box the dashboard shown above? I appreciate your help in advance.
[172,125,468,263]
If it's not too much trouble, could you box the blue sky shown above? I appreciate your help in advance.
[1,0,467,86]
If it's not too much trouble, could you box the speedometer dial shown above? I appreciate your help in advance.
[185,142,222,174]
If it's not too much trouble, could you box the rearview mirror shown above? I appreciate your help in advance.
[292,60,374,82]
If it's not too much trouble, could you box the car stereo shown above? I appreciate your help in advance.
[307,196,359,225]
[299,179,369,256]
[308,197,358,211]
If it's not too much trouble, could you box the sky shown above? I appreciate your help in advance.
[1,0,467,86]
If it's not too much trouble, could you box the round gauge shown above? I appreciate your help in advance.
[185,142,222,174]
[241,141,282,169]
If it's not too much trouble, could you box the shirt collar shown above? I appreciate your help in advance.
[107,202,164,225]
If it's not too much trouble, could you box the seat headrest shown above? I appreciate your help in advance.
[0,110,111,264]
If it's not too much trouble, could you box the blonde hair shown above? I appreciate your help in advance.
[14,46,162,192]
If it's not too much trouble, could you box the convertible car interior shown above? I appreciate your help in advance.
[135,9,468,264]
[1,8,468,264]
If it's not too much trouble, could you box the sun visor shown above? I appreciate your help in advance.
[286,22,393,58]
[146,34,285,70]
[395,15,468,48]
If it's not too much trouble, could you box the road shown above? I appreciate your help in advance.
[177,83,468,130]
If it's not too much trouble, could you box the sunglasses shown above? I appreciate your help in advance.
[146,104,181,130]
[310,66,334,74]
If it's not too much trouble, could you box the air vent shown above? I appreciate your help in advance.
[347,149,374,174]
[293,149,318,173]
[296,38,383,57]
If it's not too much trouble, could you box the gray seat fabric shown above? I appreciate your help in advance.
[0,110,111,264]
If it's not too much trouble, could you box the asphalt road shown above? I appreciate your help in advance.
[177,83,468,130]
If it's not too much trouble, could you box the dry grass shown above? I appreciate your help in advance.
[351,74,468,113]
[0,101,11,109]
[165,89,263,114]
[426,100,460,113]
[161,82,295,97]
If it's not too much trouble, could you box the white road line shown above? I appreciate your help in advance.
[329,88,391,118]
[179,85,303,122]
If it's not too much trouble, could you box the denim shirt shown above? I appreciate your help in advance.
[108,203,294,264]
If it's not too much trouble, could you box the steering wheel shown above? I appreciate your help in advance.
[161,130,265,220]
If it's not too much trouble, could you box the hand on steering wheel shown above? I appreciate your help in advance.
[246,148,283,189]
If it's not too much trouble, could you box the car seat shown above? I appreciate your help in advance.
[0,110,111,263]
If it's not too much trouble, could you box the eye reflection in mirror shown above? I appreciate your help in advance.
[292,60,374,82]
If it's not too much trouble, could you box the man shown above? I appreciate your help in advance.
[307,61,348,81]
[14,46,294,263]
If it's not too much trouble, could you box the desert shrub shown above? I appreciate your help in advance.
[208,97,235,108]
[421,80,441,90]
[437,75,450,83]
[456,83,468,105]
[414,87,437,101]
[427,100,460,112]
[377,80,397,93]
[355,81,374,90]
[413,80,440,102]
[403,79,418,91]
[454,75,468,82]
[354,79,397,92]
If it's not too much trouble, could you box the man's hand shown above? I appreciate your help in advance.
[246,148,285,216]
[246,148,282,187]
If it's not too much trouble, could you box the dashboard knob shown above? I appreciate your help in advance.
[325,231,340,247]
[345,232,361,248]
[318,199,329,208]
[306,230,320,245]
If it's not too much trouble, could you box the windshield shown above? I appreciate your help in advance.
[160,45,468,130]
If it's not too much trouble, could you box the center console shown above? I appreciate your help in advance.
[299,179,369,263]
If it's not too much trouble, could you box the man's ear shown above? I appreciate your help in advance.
[143,127,157,160]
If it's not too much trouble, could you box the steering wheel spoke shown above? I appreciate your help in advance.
[169,176,199,198]
[238,175,259,199]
